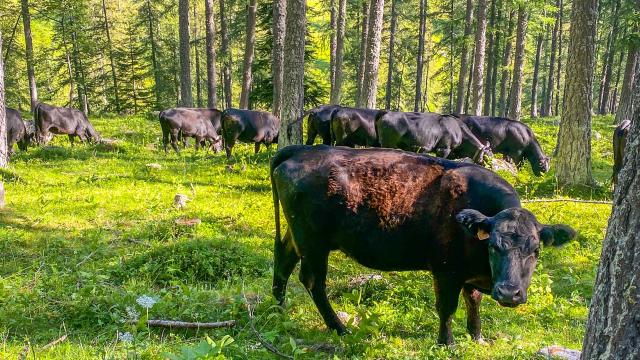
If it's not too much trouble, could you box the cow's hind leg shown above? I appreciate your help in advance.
[170,130,180,154]
[434,275,464,345]
[299,249,346,335]
[272,229,300,306]
[463,284,484,342]
[68,135,75,147]
[254,142,260,154]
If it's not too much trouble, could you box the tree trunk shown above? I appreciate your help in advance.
[272,0,287,116]
[455,0,474,114]
[555,0,564,115]
[193,3,203,108]
[384,0,398,110]
[239,0,257,109]
[101,0,120,113]
[0,30,8,168]
[599,0,620,114]
[178,0,193,107]
[2,16,20,64]
[355,0,370,107]
[507,6,527,121]
[610,47,625,113]
[331,0,346,105]
[21,0,38,113]
[145,0,161,110]
[483,0,497,115]
[531,35,543,118]
[278,0,306,147]
[219,0,233,109]
[71,31,88,113]
[414,0,427,112]
[329,0,337,97]
[361,0,385,109]
[616,44,638,123]
[581,104,640,358]
[205,0,218,108]
[555,0,597,186]
[543,0,560,117]
[470,0,488,115]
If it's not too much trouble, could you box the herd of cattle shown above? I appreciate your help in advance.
[2,101,634,344]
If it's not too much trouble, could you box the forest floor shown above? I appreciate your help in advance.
[0,114,616,359]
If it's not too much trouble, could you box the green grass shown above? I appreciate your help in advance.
[0,114,616,359]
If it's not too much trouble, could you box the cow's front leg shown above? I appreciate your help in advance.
[299,250,347,335]
[434,275,463,345]
[436,147,451,159]
[463,284,484,342]
[68,135,75,147]
[254,142,261,154]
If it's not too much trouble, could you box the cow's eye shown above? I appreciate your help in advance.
[533,247,541,257]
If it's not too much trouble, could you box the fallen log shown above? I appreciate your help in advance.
[130,319,236,329]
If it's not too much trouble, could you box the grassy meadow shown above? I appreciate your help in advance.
[0,114,617,359]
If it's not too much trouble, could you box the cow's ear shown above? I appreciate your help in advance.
[456,209,492,241]
[539,224,576,247]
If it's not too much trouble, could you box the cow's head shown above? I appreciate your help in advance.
[532,156,551,176]
[456,208,575,307]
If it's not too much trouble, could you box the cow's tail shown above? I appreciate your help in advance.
[33,102,44,144]
[270,145,304,243]
[286,108,316,140]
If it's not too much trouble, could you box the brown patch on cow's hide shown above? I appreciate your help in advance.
[327,155,447,229]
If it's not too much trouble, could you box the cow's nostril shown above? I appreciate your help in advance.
[512,289,522,301]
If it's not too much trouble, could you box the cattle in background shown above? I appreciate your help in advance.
[330,107,381,147]
[159,108,223,154]
[221,108,279,159]
[376,111,492,164]
[304,105,341,145]
[457,115,550,176]
[613,120,631,185]
[6,108,34,154]
[34,102,100,145]
[270,145,575,344]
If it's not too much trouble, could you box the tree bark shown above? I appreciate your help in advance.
[384,0,398,110]
[507,6,527,121]
[239,0,257,109]
[21,0,38,113]
[145,0,161,110]
[331,0,346,105]
[543,0,560,117]
[483,0,497,115]
[610,46,625,113]
[278,0,306,147]
[329,0,337,97]
[555,0,597,186]
[616,45,638,123]
[193,3,203,108]
[355,0,370,107]
[581,103,640,358]
[361,0,385,109]
[101,0,120,113]
[178,0,193,107]
[0,30,8,168]
[219,0,233,109]
[455,0,474,114]
[555,0,564,115]
[470,0,488,115]
[414,0,427,112]
[205,0,218,108]
[272,0,287,116]
[599,0,620,114]
[531,35,543,118]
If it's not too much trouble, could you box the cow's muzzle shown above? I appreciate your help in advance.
[492,283,525,307]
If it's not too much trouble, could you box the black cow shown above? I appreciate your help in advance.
[6,108,34,154]
[331,107,381,147]
[34,102,100,145]
[159,108,223,154]
[221,108,279,158]
[270,145,575,345]
[376,111,492,164]
[305,105,341,145]
[457,115,550,176]
[613,119,631,185]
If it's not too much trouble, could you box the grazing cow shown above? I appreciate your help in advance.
[457,115,550,176]
[221,108,279,158]
[331,107,381,147]
[159,108,223,154]
[270,145,575,345]
[613,120,631,185]
[376,111,492,164]
[305,105,341,145]
[34,102,99,145]
[6,108,34,154]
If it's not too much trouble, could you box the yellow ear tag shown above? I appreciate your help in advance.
[477,229,490,240]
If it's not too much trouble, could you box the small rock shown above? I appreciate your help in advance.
[337,311,360,327]
[146,163,162,170]
[348,274,383,288]
[173,194,189,209]
[491,158,518,175]
[538,346,581,360]
[594,131,602,140]
[174,218,201,227]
